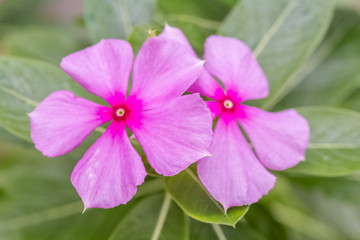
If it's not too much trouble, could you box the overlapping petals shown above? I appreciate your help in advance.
[160,25,310,210]
[127,94,212,176]
[30,36,213,209]
[129,37,204,109]
[158,24,196,56]
[158,25,223,100]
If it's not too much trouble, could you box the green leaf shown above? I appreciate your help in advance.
[0,141,112,239]
[110,193,189,240]
[288,107,360,176]
[267,175,360,240]
[128,24,159,54]
[165,167,249,227]
[190,204,285,240]
[0,140,163,240]
[336,0,360,10]
[190,218,270,240]
[0,0,44,23]
[287,176,360,240]
[158,0,234,21]
[218,0,335,109]
[157,0,235,55]
[343,89,360,112]
[84,0,156,43]
[275,10,360,110]
[130,138,160,177]
[0,56,94,141]
[2,26,86,65]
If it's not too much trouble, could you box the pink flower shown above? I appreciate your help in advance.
[29,37,213,209]
[160,25,310,210]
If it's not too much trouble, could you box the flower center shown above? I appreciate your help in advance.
[113,105,128,120]
[116,108,125,117]
[223,99,234,109]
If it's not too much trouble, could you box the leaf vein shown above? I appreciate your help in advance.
[0,84,39,107]
[253,0,299,57]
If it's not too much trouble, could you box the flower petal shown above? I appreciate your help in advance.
[127,94,213,176]
[60,39,133,106]
[29,90,112,158]
[197,117,276,210]
[71,121,146,209]
[158,25,224,101]
[188,69,225,100]
[239,106,310,170]
[204,36,269,101]
[129,37,204,109]
[206,101,222,119]
[158,24,196,56]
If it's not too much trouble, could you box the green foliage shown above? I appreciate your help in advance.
[0,57,82,141]
[2,26,86,65]
[219,0,335,109]
[288,107,360,176]
[276,10,360,109]
[166,167,248,227]
[109,194,189,240]
[84,0,156,43]
[0,140,165,240]
[1,0,360,239]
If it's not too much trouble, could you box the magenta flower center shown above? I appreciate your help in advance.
[223,100,234,109]
[220,97,236,113]
[113,105,129,120]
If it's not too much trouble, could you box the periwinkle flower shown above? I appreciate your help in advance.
[29,37,213,209]
[160,25,310,210]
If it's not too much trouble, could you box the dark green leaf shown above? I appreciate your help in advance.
[0,0,45,23]
[343,89,360,111]
[166,167,248,227]
[156,0,236,55]
[158,0,234,21]
[190,206,280,240]
[110,194,189,240]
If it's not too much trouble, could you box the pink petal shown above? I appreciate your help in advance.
[127,94,213,176]
[158,24,196,56]
[188,69,225,100]
[206,101,222,119]
[197,117,276,210]
[204,36,269,101]
[239,106,310,170]
[158,25,224,101]
[71,121,147,209]
[29,91,112,158]
[60,39,133,106]
[129,37,204,109]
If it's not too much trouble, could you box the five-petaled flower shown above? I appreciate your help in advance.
[160,25,310,211]
[29,37,213,209]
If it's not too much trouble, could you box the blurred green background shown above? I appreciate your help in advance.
[0,0,360,239]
